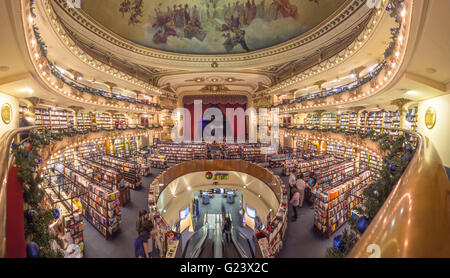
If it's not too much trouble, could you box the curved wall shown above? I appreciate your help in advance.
[157,171,280,227]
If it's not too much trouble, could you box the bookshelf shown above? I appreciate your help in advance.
[90,154,142,190]
[313,170,373,237]
[359,112,368,132]
[76,112,92,131]
[95,112,113,130]
[268,154,285,168]
[156,142,207,163]
[35,107,74,134]
[296,156,339,178]
[113,114,128,128]
[223,145,242,160]
[150,154,167,169]
[42,174,84,257]
[366,111,384,133]
[63,165,121,239]
[255,185,288,258]
[306,113,320,127]
[321,113,337,128]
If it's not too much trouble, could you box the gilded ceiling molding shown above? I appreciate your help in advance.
[275,0,415,113]
[37,0,166,96]
[261,4,387,95]
[49,0,368,67]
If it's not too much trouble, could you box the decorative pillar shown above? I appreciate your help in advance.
[350,106,366,128]
[105,82,117,95]
[391,98,412,129]
[315,110,325,128]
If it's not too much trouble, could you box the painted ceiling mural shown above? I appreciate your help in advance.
[81,0,347,54]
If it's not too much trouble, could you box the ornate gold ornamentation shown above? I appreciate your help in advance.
[424,107,436,129]
[1,103,12,124]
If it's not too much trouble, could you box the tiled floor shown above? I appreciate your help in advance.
[83,166,345,258]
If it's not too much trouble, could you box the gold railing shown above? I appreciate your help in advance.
[349,131,450,257]
[281,125,450,257]
[0,126,37,258]
[153,160,284,203]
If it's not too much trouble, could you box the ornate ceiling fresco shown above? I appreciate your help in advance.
[80,0,347,54]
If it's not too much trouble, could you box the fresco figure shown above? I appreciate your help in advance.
[247,0,257,24]
[223,29,249,52]
[256,0,265,19]
[275,0,298,20]
[114,0,331,53]
[175,4,184,28]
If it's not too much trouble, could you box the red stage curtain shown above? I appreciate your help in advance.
[184,103,246,140]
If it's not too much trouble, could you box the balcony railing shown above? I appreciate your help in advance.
[0,126,38,257]
[280,125,450,257]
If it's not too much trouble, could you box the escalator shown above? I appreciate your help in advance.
[183,214,255,258]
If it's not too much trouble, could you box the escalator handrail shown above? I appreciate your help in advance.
[231,226,251,258]
[183,225,208,258]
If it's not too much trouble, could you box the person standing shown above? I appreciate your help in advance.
[290,187,300,221]
[296,173,306,208]
[134,229,150,258]
[222,217,232,242]
[288,170,296,200]
[307,172,318,209]
[136,209,147,234]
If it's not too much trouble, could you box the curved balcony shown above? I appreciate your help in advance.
[18,0,161,113]
[256,0,414,111]
[0,126,37,257]
[0,125,162,257]
[280,124,450,257]
[38,126,162,168]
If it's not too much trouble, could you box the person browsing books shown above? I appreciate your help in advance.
[295,173,306,208]
[288,170,297,200]
[290,187,300,221]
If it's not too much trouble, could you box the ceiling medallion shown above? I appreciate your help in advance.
[201,85,230,94]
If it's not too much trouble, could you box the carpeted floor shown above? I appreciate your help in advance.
[83,165,344,258]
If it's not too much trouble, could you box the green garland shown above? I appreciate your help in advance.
[325,133,414,258]
[12,132,63,258]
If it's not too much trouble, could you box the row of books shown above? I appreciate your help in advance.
[156,143,207,163]
[313,170,373,237]
[63,165,121,239]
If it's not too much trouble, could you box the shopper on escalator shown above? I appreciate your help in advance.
[223,217,232,243]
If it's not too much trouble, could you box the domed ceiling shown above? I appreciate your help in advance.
[80,0,347,54]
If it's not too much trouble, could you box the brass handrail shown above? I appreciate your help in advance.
[0,126,37,258]
[348,131,450,257]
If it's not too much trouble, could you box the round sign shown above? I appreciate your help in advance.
[205,171,213,180]
[424,107,436,129]
[1,103,12,124]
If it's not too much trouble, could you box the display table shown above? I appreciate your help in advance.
[118,187,130,206]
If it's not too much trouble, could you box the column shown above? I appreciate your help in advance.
[391,98,412,129]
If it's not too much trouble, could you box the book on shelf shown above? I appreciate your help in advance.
[313,170,373,237]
